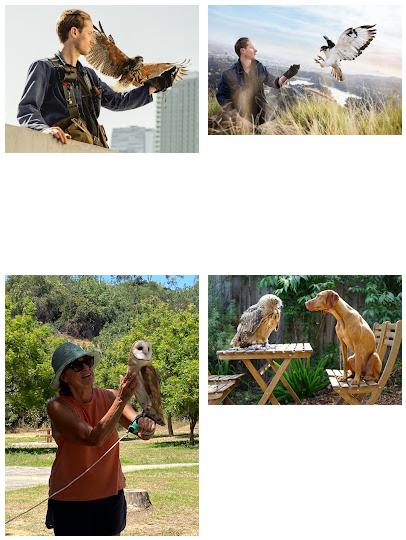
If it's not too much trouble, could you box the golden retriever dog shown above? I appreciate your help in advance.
[305,290,382,385]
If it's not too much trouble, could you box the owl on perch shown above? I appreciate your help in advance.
[86,21,189,89]
[128,340,165,426]
[231,294,283,348]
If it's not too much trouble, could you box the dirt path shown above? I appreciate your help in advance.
[6,463,198,491]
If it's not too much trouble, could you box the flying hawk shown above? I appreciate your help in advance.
[127,340,165,426]
[314,24,377,81]
[86,21,189,88]
[231,294,283,348]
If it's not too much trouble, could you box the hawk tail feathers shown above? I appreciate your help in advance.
[331,65,343,81]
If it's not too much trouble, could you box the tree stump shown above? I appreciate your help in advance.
[125,489,152,511]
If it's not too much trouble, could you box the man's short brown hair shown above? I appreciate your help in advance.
[234,37,250,57]
[56,9,92,43]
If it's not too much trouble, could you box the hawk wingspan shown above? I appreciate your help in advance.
[86,22,136,79]
[129,61,190,87]
[86,22,189,88]
[334,24,377,61]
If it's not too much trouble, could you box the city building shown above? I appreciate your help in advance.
[155,72,199,153]
[110,126,155,153]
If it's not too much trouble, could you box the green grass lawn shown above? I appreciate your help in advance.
[6,435,199,468]
[5,466,199,536]
[6,423,199,467]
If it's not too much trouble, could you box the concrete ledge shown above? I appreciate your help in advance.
[5,124,113,153]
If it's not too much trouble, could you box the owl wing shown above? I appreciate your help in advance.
[268,308,281,335]
[131,60,190,87]
[141,365,165,426]
[86,21,131,78]
[335,25,376,61]
[233,304,264,346]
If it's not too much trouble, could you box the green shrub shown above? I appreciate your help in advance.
[318,343,340,369]
[273,359,329,403]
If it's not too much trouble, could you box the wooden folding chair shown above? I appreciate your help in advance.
[326,320,402,404]
[208,374,244,405]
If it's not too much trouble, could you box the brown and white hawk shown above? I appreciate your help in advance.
[314,24,377,81]
[86,21,189,88]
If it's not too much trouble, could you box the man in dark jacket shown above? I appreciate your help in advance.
[216,37,300,125]
[17,9,173,146]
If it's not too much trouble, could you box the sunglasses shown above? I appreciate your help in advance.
[66,356,94,372]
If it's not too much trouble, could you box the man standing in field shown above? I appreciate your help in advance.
[216,37,300,125]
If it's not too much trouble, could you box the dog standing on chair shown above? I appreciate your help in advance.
[305,290,382,385]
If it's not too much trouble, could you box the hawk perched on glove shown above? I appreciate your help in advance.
[86,21,189,88]
[314,24,376,81]
[231,294,283,348]
[127,340,165,426]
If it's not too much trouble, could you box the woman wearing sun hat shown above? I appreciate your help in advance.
[46,341,155,536]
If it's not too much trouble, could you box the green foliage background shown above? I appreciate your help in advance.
[5,276,199,431]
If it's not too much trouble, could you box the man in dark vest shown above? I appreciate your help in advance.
[17,9,173,147]
[216,37,300,125]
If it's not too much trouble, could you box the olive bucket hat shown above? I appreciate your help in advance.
[51,341,100,388]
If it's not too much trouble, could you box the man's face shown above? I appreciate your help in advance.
[71,19,95,55]
[241,40,257,60]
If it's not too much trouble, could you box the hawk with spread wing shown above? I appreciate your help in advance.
[231,294,283,348]
[127,340,165,426]
[314,24,376,81]
[86,21,189,88]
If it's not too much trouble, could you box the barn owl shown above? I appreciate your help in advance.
[314,25,376,81]
[231,294,283,348]
[128,340,165,426]
[86,21,189,88]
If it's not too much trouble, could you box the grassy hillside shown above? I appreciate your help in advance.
[208,92,402,135]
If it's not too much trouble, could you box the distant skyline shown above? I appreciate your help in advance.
[209,5,401,78]
[6,5,199,139]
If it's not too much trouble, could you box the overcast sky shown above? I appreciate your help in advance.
[209,5,401,78]
[6,5,199,137]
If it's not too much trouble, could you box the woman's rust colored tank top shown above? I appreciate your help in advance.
[48,388,125,501]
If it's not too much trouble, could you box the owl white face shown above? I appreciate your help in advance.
[131,340,152,361]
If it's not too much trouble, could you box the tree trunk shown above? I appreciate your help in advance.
[189,414,198,445]
[167,414,174,436]
[125,489,152,510]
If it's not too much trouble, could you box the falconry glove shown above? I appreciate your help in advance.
[147,66,177,93]
[283,64,300,79]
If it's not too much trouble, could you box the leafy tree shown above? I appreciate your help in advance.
[5,295,63,428]
[96,300,199,444]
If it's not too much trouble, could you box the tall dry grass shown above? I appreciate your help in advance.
[208,92,402,135]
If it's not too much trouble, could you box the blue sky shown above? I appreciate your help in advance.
[101,275,197,289]
[209,5,401,78]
